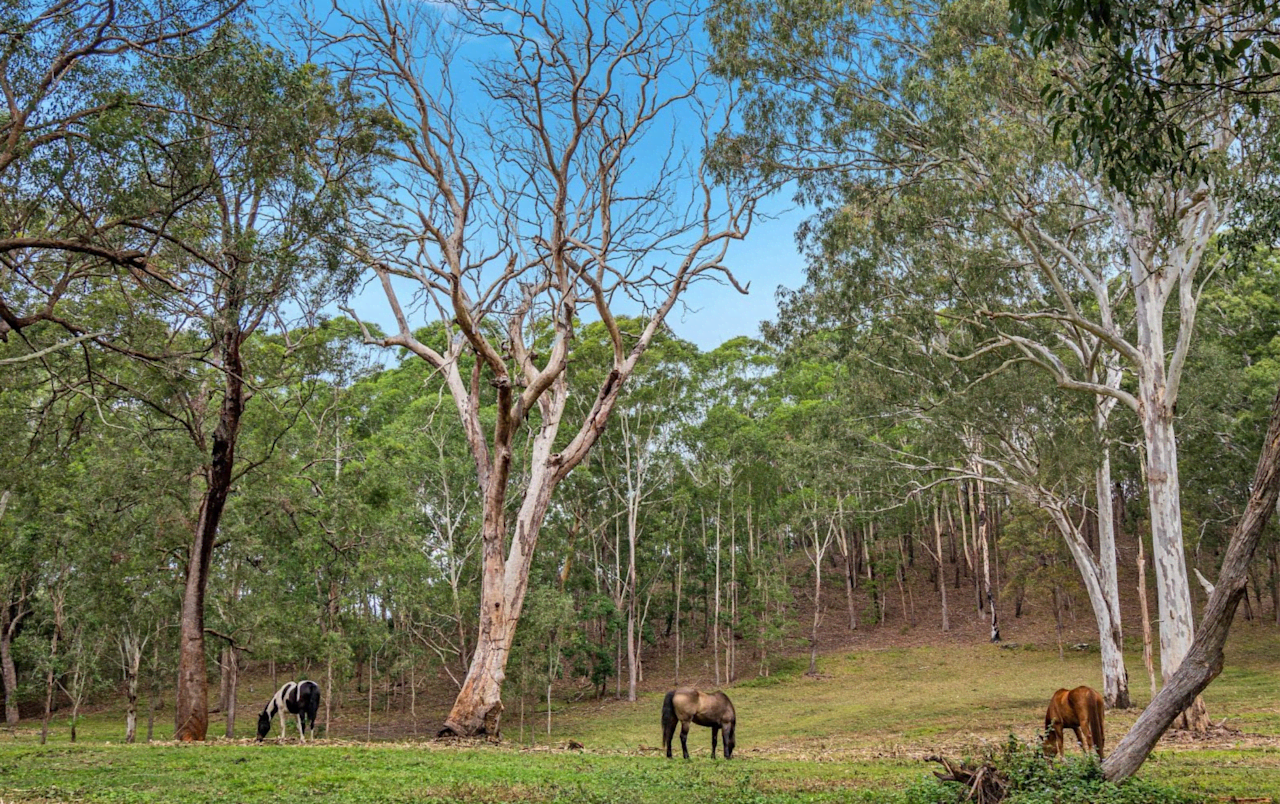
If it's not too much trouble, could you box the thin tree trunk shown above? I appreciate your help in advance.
[1138,538,1158,697]
[1053,584,1065,660]
[1050,505,1128,708]
[1,576,31,725]
[1269,541,1279,626]
[367,649,375,740]
[325,648,334,739]
[626,503,638,702]
[974,467,999,642]
[122,634,144,744]
[730,510,737,683]
[223,646,238,739]
[40,587,63,745]
[1094,447,1130,707]
[806,516,834,675]
[935,502,949,632]
[714,502,722,687]
[675,539,683,685]
[840,528,858,630]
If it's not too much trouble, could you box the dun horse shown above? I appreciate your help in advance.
[662,687,736,759]
[1042,685,1104,758]
[257,680,321,742]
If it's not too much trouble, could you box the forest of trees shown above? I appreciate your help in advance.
[2,0,1279,785]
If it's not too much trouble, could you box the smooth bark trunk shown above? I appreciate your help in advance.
[223,646,238,739]
[0,612,20,725]
[175,305,245,741]
[935,503,949,632]
[1094,449,1129,707]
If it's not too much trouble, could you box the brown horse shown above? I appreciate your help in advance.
[662,688,736,759]
[1043,686,1104,758]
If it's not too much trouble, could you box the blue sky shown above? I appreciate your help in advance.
[661,201,809,350]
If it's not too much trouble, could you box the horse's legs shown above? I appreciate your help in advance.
[663,718,676,758]
[1070,726,1085,754]
[711,725,719,759]
[1050,725,1064,757]
[278,709,288,742]
[1077,720,1093,755]
[297,713,305,743]
[679,722,690,759]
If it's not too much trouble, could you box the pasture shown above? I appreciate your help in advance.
[4,628,1280,803]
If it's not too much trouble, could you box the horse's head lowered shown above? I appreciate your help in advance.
[256,709,273,742]
[1040,723,1058,757]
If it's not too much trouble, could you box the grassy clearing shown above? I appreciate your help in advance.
[0,742,924,804]
[4,627,1280,802]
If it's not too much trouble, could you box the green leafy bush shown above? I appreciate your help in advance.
[905,737,1203,804]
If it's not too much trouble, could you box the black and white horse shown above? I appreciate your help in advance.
[256,680,321,742]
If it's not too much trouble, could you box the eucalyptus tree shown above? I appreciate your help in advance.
[0,0,238,347]
[99,31,385,741]
[1009,0,1280,191]
[327,0,769,736]
[708,0,1276,724]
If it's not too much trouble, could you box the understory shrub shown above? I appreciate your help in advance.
[905,736,1202,804]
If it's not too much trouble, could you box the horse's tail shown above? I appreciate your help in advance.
[1089,691,1104,757]
[661,690,677,730]
[300,680,321,730]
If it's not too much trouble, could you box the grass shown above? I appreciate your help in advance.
[4,627,1280,802]
[0,743,925,803]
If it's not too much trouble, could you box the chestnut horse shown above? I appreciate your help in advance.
[662,688,736,759]
[1043,685,1104,758]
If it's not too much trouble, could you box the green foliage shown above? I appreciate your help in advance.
[1008,0,1278,192]
[906,737,1201,804]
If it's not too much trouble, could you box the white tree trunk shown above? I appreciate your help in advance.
[1116,182,1224,731]
[1094,448,1130,708]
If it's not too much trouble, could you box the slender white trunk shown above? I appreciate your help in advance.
[626,495,638,702]
[934,502,949,632]
[1094,448,1130,708]
[714,504,722,687]
[674,540,682,684]
[1049,505,1129,708]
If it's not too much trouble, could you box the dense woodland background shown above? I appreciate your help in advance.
[2,0,1279,785]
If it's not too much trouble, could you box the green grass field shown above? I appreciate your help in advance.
[4,628,1280,803]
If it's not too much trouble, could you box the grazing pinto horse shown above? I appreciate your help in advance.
[1043,685,1104,758]
[256,680,321,743]
[662,687,736,759]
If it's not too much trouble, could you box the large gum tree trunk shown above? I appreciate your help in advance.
[441,403,564,737]
[1121,186,1221,732]
[1138,369,1208,730]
